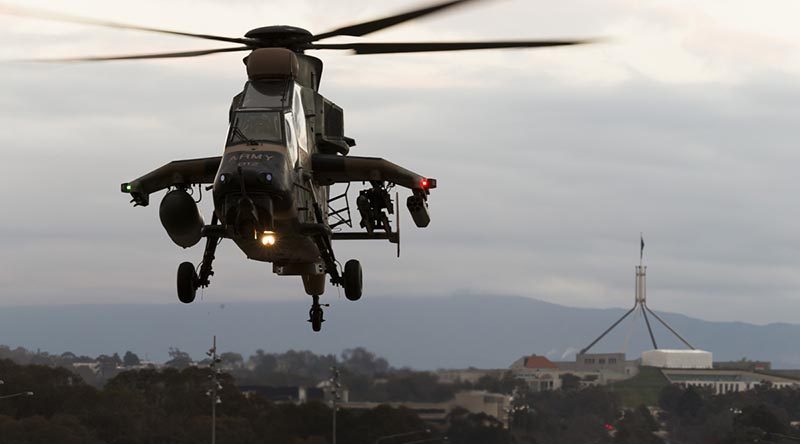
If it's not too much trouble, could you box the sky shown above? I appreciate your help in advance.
[1,0,800,324]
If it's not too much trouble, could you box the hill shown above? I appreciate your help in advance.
[0,295,798,369]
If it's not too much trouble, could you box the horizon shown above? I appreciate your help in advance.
[0,292,791,327]
[0,294,797,369]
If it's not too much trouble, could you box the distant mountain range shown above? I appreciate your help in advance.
[0,295,798,369]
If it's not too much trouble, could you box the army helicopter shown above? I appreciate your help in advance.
[5,0,594,331]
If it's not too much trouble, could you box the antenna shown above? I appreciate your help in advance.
[579,235,695,355]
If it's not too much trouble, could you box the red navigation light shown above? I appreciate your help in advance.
[418,178,437,190]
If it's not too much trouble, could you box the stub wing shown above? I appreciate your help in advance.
[312,153,435,229]
[121,156,222,206]
[311,154,436,191]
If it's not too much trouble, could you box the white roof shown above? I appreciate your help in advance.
[642,349,713,369]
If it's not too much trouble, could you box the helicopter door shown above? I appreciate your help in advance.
[284,113,299,166]
[292,86,309,156]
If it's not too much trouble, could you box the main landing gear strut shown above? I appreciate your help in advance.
[177,215,220,304]
[175,209,364,333]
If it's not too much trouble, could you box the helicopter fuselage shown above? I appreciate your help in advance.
[122,47,435,311]
[213,73,325,266]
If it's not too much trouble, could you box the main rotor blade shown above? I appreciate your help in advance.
[19,46,252,62]
[310,39,596,54]
[0,3,252,45]
[309,0,482,42]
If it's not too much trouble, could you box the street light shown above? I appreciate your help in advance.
[328,367,342,444]
[0,391,34,400]
[375,429,431,444]
[206,336,222,444]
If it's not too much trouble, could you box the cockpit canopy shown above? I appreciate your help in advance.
[227,80,309,164]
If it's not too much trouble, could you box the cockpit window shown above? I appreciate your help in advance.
[228,112,283,145]
[241,81,290,109]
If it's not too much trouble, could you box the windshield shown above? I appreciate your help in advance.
[241,81,290,109]
[228,112,283,145]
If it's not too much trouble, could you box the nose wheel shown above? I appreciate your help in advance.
[308,295,327,332]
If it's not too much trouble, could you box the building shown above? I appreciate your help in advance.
[662,368,800,394]
[555,353,640,385]
[568,353,635,374]
[714,360,772,372]
[642,349,713,369]
[510,355,562,391]
[239,385,327,404]
[342,390,510,426]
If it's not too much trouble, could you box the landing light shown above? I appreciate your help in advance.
[260,231,277,247]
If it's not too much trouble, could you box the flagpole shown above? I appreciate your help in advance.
[639,232,644,267]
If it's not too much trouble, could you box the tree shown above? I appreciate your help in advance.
[220,352,244,369]
[447,407,509,444]
[730,404,787,442]
[341,348,389,376]
[164,348,193,369]
[613,407,663,444]
[122,351,141,367]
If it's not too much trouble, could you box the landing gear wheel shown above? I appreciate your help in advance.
[177,262,198,304]
[309,307,324,332]
[308,295,325,332]
[343,259,363,301]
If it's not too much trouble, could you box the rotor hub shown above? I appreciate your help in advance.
[245,26,313,47]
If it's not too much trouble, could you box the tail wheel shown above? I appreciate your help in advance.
[309,307,324,332]
[343,259,363,301]
[177,262,198,304]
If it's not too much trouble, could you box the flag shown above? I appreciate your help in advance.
[640,234,645,260]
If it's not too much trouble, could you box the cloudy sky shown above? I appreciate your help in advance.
[2,0,800,324]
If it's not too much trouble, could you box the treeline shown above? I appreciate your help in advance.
[505,381,800,444]
[214,347,522,403]
[4,351,800,443]
[509,386,622,444]
[658,383,800,444]
[0,345,515,403]
[0,358,446,444]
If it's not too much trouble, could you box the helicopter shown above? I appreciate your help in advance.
[5,0,595,331]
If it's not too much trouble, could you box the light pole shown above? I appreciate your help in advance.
[0,391,33,400]
[329,366,342,444]
[206,336,222,444]
[0,380,34,400]
[505,388,528,444]
[375,429,431,444]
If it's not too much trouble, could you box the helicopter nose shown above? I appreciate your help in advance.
[216,151,290,194]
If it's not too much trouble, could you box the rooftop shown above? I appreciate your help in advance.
[523,355,558,370]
